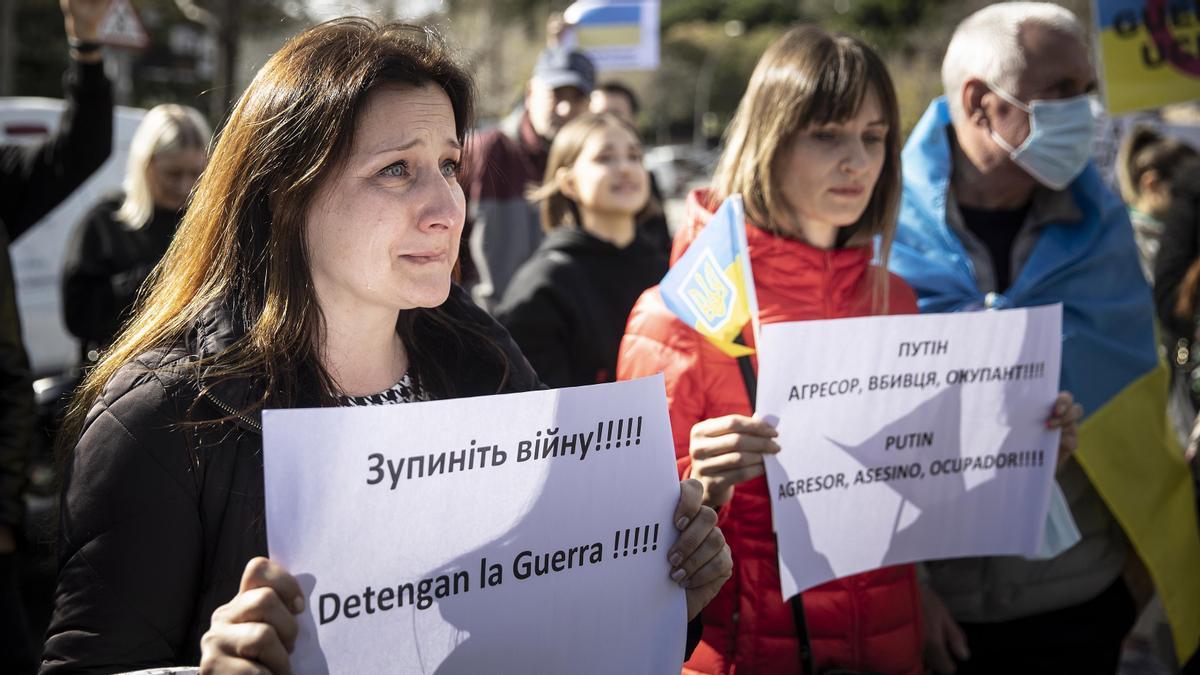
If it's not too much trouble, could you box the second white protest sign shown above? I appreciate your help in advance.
[758,304,1063,599]
[263,374,686,674]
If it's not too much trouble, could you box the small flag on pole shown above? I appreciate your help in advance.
[660,195,759,357]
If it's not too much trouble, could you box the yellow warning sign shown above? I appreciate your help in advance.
[1094,0,1200,114]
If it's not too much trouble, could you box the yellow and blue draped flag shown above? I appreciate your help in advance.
[660,195,759,358]
[892,98,1200,663]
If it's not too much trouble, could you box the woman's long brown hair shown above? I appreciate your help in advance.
[60,19,501,449]
[709,24,902,310]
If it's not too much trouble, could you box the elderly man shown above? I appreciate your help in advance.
[462,47,595,311]
[891,3,1200,674]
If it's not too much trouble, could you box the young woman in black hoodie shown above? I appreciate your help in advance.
[497,112,667,387]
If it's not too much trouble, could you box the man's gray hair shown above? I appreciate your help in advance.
[942,2,1087,122]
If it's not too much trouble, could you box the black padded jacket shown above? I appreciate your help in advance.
[40,286,541,673]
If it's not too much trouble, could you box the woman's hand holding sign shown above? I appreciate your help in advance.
[671,478,733,621]
[689,414,781,507]
[200,557,303,675]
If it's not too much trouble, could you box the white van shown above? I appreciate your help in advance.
[0,97,145,376]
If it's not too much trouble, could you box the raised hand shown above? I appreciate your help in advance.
[61,0,111,42]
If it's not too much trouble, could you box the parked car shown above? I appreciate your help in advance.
[0,96,145,376]
[643,143,717,201]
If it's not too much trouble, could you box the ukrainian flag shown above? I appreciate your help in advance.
[568,4,644,50]
[660,195,759,358]
[892,98,1200,663]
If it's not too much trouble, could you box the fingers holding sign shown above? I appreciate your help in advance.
[670,478,733,621]
[689,414,780,508]
[1045,391,1083,472]
[200,557,304,675]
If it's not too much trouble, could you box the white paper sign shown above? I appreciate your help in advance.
[263,375,686,674]
[758,305,1063,598]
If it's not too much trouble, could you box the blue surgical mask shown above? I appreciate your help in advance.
[1029,480,1081,560]
[987,84,1096,190]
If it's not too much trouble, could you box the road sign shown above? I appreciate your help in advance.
[97,0,150,50]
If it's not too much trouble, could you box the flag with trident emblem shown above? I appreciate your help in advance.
[660,195,760,357]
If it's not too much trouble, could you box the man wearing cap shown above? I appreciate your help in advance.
[462,47,595,311]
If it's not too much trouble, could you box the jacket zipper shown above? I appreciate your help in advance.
[729,571,742,666]
[203,390,262,433]
[850,576,861,668]
[823,251,834,318]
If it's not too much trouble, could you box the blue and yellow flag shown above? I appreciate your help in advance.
[660,195,759,358]
[569,3,642,49]
[562,1,661,72]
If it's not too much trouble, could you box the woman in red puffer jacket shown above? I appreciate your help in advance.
[618,25,923,675]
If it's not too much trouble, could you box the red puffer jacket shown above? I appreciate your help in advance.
[618,190,924,675]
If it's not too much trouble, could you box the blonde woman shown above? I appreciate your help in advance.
[496,112,666,387]
[62,103,210,362]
